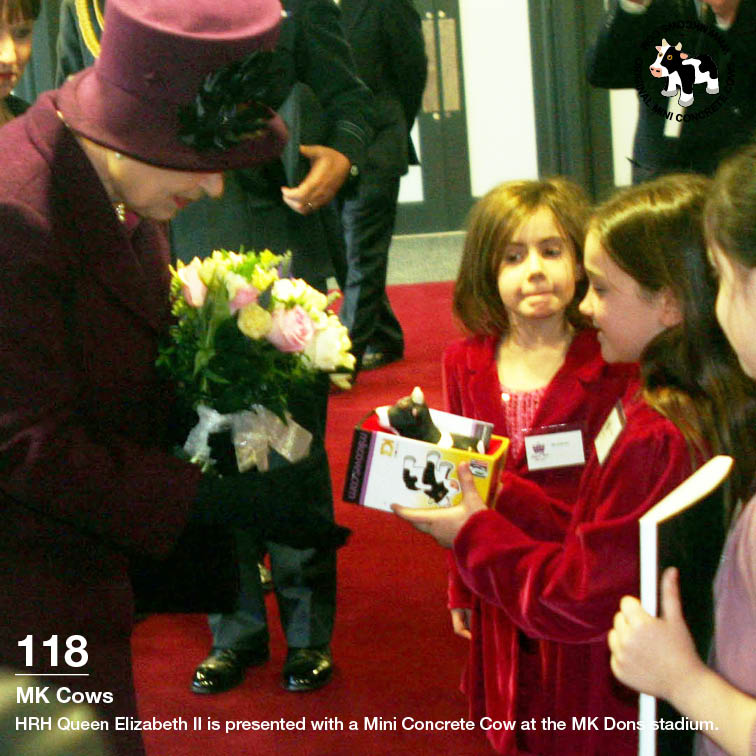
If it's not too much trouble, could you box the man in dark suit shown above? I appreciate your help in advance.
[171,0,373,695]
[586,0,756,183]
[332,0,427,372]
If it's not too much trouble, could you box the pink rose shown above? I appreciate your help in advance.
[176,262,207,308]
[229,283,259,314]
[266,305,314,352]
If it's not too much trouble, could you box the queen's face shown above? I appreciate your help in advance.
[105,151,225,221]
[0,14,35,100]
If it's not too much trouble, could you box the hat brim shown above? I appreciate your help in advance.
[58,68,288,172]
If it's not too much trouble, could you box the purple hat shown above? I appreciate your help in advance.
[57,0,288,171]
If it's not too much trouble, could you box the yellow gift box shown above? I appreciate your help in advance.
[343,411,509,511]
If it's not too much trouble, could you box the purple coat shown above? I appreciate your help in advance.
[0,93,201,755]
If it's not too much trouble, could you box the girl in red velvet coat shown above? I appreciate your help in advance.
[396,174,755,755]
[443,178,634,752]
[609,147,756,756]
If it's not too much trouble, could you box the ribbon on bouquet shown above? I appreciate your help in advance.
[184,403,312,473]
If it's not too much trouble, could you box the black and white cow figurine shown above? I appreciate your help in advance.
[374,386,485,453]
[649,38,718,107]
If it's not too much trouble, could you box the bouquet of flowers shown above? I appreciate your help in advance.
[157,248,355,473]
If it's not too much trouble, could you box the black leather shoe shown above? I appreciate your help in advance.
[361,350,403,371]
[281,647,333,692]
[191,646,269,694]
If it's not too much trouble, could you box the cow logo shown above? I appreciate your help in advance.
[649,38,719,107]
[634,20,733,123]
[379,439,395,457]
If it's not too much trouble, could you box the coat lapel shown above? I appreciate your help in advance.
[28,96,167,334]
[338,0,369,35]
[463,336,504,426]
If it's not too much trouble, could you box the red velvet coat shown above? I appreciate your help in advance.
[0,94,201,755]
[453,380,695,755]
[443,329,635,754]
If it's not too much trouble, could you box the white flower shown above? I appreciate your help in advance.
[272,278,328,314]
[224,272,249,301]
[303,314,355,371]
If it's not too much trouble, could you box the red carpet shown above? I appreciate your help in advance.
[132,281,491,754]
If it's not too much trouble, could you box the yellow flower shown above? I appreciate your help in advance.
[259,249,280,268]
[251,264,278,292]
[237,303,273,340]
[199,256,221,286]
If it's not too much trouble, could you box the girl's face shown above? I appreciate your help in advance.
[580,229,680,363]
[496,206,579,327]
[709,242,756,378]
[0,14,34,100]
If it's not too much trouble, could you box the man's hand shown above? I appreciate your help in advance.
[281,145,351,214]
[391,462,487,548]
[608,567,705,701]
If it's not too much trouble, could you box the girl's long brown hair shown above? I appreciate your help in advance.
[0,0,40,22]
[592,174,756,514]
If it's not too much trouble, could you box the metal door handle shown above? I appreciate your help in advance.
[438,14,461,115]
[421,15,440,115]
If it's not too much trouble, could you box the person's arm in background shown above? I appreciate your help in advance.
[586,0,656,89]
[281,0,374,213]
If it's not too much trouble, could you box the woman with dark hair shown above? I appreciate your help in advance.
[395,174,756,756]
[0,0,39,124]
[0,1,348,754]
[610,146,756,756]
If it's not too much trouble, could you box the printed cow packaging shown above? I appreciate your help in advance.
[343,409,508,511]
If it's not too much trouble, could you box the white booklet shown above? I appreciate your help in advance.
[637,455,733,756]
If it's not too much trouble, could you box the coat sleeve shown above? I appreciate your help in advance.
[295,0,374,170]
[492,474,574,542]
[453,420,693,643]
[380,0,428,131]
[585,0,655,90]
[447,551,474,609]
[0,203,199,559]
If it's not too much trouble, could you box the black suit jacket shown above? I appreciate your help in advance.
[339,0,427,176]
[586,0,756,181]
[169,0,374,287]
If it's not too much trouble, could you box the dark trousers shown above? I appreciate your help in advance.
[333,174,404,368]
[208,375,336,651]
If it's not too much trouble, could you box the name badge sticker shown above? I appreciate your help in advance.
[524,425,586,471]
[594,400,627,466]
